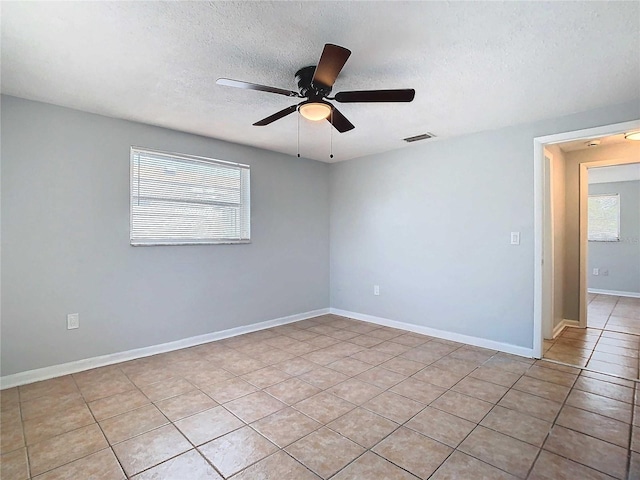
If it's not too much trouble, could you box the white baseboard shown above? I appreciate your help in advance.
[552,319,580,339]
[588,288,640,299]
[330,308,534,358]
[0,308,330,390]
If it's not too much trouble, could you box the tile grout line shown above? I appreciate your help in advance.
[287,331,457,477]
[105,378,229,478]
[21,374,127,479]
[583,326,603,370]
[540,366,636,478]
[223,320,376,479]
[329,350,535,480]
[33,326,520,476]
[442,354,543,476]
[591,295,638,379]
[133,381,229,479]
[9,310,639,479]
[532,370,635,457]
[235,324,468,479]
[18,395,32,480]
[444,356,541,479]
[541,356,640,385]
[545,295,639,381]
[524,365,581,479]
[71,373,130,480]
[355,333,634,478]
[78,369,202,480]
[140,323,396,479]
[313,373,434,478]
[625,380,637,480]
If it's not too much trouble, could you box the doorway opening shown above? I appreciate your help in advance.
[533,120,640,379]
[546,161,640,378]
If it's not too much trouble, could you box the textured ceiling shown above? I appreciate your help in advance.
[2,1,639,163]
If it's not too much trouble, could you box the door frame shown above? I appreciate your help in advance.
[542,149,555,340]
[532,119,640,358]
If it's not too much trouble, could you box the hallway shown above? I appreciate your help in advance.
[543,295,640,379]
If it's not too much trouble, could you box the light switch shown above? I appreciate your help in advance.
[510,232,520,245]
[67,313,79,329]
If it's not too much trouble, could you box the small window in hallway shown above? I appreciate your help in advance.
[588,194,620,242]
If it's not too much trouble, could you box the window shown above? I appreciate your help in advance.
[588,194,619,242]
[130,147,250,245]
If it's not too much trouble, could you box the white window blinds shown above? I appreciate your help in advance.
[130,147,250,245]
[588,194,620,242]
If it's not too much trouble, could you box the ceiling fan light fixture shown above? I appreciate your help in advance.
[218,43,413,134]
[299,102,332,121]
[624,131,640,141]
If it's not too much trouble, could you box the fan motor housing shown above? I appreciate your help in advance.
[296,65,331,97]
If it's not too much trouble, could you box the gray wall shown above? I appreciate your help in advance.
[1,96,330,376]
[588,180,640,294]
[563,143,640,320]
[330,100,640,349]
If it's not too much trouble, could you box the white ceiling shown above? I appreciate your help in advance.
[2,1,639,163]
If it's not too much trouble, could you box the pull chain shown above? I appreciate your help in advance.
[330,109,334,159]
[297,110,300,158]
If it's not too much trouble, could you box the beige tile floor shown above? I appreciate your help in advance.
[544,295,640,380]
[1,314,639,479]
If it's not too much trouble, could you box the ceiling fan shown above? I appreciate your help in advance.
[216,44,415,133]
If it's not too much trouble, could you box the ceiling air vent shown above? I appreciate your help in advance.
[403,132,435,143]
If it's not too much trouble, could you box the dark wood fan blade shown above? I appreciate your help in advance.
[335,89,415,103]
[217,78,299,97]
[253,105,298,126]
[312,44,351,89]
[327,106,355,133]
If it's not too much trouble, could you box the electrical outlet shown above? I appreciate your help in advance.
[592,268,599,276]
[373,285,380,296]
[67,313,79,330]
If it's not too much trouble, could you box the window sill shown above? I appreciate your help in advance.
[131,240,251,246]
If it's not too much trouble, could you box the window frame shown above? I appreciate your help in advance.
[130,146,251,246]
[587,193,620,242]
